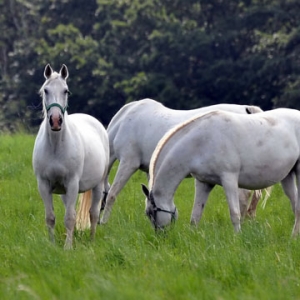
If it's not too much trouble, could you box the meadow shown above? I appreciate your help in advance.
[1,134,300,299]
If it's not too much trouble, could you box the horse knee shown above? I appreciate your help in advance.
[65,211,76,230]
[46,215,55,228]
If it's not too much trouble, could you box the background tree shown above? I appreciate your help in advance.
[0,0,300,132]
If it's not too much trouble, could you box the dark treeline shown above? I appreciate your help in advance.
[1,0,300,132]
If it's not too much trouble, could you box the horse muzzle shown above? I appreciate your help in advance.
[49,114,63,131]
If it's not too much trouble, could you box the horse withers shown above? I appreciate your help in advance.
[32,64,109,249]
[142,109,300,235]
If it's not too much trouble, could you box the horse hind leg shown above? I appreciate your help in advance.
[293,170,300,237]
[246,190,262,218]
[281,172,297,214]
[238,189,251,219]
[90,184,103,240]
[281,170,300,236]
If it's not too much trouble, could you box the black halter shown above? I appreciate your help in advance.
[148,193,177,229]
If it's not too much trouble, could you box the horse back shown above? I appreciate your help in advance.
[160,109,300,188]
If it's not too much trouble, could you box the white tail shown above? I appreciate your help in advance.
[246,187,273,218]
[261,186,273,209]
[76,190,92,230]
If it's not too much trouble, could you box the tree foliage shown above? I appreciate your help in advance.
[1,0,300,131]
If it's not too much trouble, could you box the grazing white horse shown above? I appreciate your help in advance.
[32,64,109,249]
[77,99,265,228]
[141,108,300,235]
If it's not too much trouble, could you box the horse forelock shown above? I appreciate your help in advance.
[149,111,214,189]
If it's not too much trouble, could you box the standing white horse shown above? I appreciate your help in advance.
[77,99,266,228]
[32,64,109,249]
[142,109,300,235]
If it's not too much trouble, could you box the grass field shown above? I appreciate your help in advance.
[1,134,300,299]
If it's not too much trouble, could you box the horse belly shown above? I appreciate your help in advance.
[238,157,297,189]
[79,154,107,192]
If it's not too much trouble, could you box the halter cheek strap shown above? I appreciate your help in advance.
[46,103,68,115]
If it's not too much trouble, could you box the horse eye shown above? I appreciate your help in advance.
[65,89,71,95]
[44,89,48,95]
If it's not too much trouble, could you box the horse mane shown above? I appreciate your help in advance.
[149,111,214,189]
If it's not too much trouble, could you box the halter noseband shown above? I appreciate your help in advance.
[46,103,68,115]
[149,193,177,229]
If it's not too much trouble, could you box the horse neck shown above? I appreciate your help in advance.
[44,114,70,147]
[151,153,190,209]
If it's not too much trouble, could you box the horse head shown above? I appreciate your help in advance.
[41,64,70,131]
[141,184,177,230]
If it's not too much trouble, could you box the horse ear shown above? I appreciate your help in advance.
[60,64,69,80]
[44,64,53,79]
[141,184,150,198]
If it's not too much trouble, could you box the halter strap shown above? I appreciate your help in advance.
[46,103,68,114]
[154,206,177,222]
[149,193,177,229]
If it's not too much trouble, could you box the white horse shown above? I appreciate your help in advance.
[32,64,109,249]
[77,99,266,228]
[141,108,300,235]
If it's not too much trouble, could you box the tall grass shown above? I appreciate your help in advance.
[1,134,300,299]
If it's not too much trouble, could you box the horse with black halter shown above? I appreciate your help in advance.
[142,109,300,235]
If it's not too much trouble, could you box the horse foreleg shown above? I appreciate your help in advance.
[38,179,55,243]
[61,181,79,250]
[100,160,139,224]
[190,179,214,225]
[222,175,241,232]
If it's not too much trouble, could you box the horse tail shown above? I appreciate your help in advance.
[261,186,273,209]
[246,189,261,218]
[76,190,92,230]
[246,187,273,217]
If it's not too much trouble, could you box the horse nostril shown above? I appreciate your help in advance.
[49,115,54,127]
[49,113,63,130]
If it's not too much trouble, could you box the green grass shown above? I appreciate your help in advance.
[1,134,300,299]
